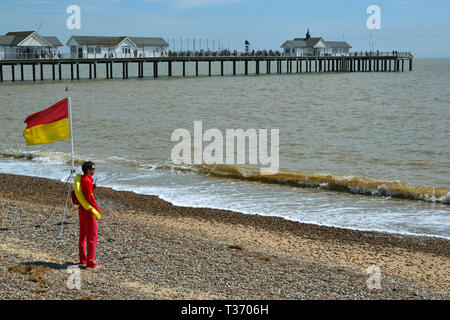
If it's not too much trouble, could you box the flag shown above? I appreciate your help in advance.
[23,98,70,146]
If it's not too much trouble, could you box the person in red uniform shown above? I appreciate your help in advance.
[78,161,102,269]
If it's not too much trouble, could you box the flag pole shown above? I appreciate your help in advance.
[68,96,75,173]
[59,96,75,238]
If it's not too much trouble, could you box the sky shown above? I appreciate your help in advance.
[0,0,449,57]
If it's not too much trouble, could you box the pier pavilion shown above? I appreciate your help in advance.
[66,36,169,59]
[281,29,352,57]
[0,31,63,60]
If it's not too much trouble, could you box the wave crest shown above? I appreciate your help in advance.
[181,164,450,204]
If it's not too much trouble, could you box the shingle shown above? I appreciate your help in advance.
[281,40,307,48]
[128,37,168,47]
[326,41,352,48]
[43,36,63,47]
[67,36,168,47]
[0,35,15,45]
[3,31,62,47]
[68,36,124,46]
[5,31,34,46]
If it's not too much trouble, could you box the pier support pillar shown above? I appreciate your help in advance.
[11,64,15,82]
[409,59,413,71]
[209,60,212,76]
[20,64,24,81]
[59,63,62,80]
[168,61,172,77]
[52,64,55,80]
[256,60,259,75]
[196,61,198,76]
[183,61,186,76]
[110,62,113,79]
[233,60,236,75]
[94,62,97,78]
[154,61,158,78]
[76,63,80,80]
[0,64,3,82]
[40,63,44,80]
[221,60,224,76]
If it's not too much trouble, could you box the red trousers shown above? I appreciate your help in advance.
[78,210,98,267]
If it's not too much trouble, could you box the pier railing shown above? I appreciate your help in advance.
[351,51,412,57]
[0,50,413,61]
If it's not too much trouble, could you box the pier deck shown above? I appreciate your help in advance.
[0,55,413,82]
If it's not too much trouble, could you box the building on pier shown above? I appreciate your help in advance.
[66,36,169,59]
[281,29,351,57]
[0,31,63,60]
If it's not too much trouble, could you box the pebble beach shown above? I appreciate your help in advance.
[0,173,448,300]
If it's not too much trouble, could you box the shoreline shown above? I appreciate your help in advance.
[0,172,448,299]
[2,167,448,241]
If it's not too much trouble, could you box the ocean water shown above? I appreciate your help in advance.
[0,58,449,239]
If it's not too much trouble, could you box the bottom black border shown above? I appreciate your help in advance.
[1,300,447,319]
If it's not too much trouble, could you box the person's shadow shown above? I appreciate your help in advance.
[20,261,79,270]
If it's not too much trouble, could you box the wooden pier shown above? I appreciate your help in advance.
[0,55,413,82]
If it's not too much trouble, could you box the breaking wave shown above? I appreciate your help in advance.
[0,151,84,166]
[2,150,449,204]
[157,163,450,204]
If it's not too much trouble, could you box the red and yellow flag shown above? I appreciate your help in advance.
[23,98,70,146]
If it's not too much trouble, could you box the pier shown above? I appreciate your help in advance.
[0,55,413,82]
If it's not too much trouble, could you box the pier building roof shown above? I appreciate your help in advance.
[0,31,62,47]
[66,36,168,47]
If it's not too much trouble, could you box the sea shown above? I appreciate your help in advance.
[0,58,449,239]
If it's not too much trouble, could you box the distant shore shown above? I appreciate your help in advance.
[0,173,448,299]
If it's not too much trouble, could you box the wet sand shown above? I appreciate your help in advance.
[0,173,448,299]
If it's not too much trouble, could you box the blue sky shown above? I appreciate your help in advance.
[0,0,449,57]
